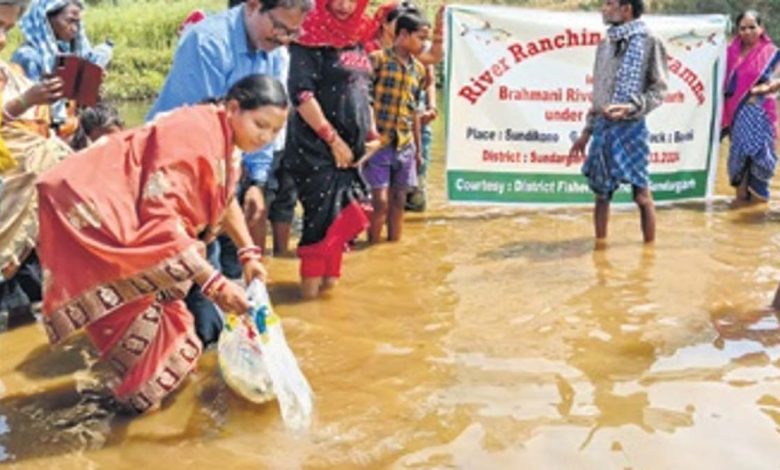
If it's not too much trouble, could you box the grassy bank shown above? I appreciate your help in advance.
[1,0,227,101]
[2,0,762,101]
[0,0,576,102]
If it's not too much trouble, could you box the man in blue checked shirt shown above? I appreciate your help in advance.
[147,0,312,347]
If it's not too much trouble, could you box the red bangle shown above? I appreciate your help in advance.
[297,90,314,104]
[366,128,380,141]
[201,271,224,299]
[239,254,262,265]
[238,245,262,265]
[316,123,337,144]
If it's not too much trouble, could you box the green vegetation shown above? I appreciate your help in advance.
[82,0,227,100]
[1,0,227,101]
[0,0,773,101]
[653,0,780,40]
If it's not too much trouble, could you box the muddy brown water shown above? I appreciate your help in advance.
[2,105,780,468]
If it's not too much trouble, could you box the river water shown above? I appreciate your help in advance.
[2,103,780,468]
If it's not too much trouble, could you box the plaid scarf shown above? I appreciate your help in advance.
[608,19,648,104]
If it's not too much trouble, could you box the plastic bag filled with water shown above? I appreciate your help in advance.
[218,280,314,431]
[217,311,274,404]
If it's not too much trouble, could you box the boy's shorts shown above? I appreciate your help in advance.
[361,143,418,191]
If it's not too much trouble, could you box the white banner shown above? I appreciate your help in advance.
[444,5,729,205]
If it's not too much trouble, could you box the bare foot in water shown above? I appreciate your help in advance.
[321,277,338,291]
[301,277,320,299]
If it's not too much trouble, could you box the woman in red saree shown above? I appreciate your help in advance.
[36,74,288,413]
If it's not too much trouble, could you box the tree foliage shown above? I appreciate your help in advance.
[653,0,780,40]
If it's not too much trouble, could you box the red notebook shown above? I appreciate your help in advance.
[54,55,103,107]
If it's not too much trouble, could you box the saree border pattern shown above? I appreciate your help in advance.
[122,332,202,413]
[43,244,209,344]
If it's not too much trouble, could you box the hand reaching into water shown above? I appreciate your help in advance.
[242,258,267,284]
[214,279,251,314]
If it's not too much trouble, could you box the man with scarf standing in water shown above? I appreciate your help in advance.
[569,0,668,244]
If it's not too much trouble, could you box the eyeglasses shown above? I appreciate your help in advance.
[266,10,300,40]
